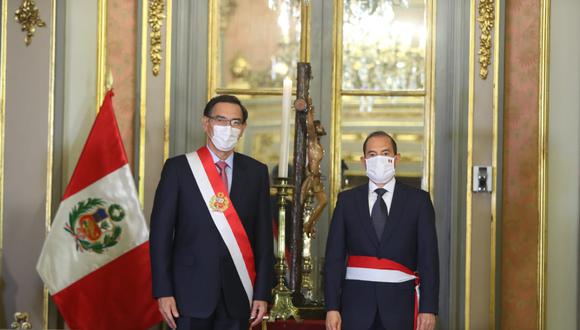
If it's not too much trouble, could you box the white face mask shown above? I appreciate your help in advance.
[210,125,241,151]
[365,155,396,185]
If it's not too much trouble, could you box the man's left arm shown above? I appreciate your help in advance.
[252,164,275,302]
[417,191,439,315]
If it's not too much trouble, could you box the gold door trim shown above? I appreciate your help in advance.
[489,0,502,327]
[0,0,8,281]
[138,0,149,205]
[163,0,173,160]
[207,0,219,100]
[329,0,344,208]
[425,0,437,194]
[537,0,550,328]
[465,0,477,328]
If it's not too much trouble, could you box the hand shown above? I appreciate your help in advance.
[416,313,436,330]
[326,310,341,330]
[250,300,268,327]
[158,296,179,329]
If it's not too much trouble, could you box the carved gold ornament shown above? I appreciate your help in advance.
[149,0,165,76]
[477,0,494,79]
[14,0,46,46]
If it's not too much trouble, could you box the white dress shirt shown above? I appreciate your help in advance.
[207,146,234,193]
[368,178,396,215]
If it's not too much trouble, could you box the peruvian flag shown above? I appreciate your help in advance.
[36,90,162,329]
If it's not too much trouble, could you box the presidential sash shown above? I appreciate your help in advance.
[186,147,255,304]
[346,255,420,329]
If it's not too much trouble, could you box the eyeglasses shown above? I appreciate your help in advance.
[206,115,244,128]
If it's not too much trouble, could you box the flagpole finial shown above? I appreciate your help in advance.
[106,69,114,91]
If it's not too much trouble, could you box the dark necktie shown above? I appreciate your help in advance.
[371,188,388,240]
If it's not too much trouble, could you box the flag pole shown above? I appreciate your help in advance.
[106,68,114,91]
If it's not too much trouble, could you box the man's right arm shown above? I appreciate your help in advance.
[158,297,179,329]
[149,158,179,298]
[324,192,347,312]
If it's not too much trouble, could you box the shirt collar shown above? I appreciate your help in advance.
[207,145,234,168]
[368,178,396,194]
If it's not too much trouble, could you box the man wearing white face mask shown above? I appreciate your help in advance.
[150,95,274,330]
[325,131,439,330]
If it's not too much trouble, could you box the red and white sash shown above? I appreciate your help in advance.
[346,256,420,329]
[186,147,255,305]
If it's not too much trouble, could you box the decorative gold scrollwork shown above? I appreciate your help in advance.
[14,0,46,46]
[477,0,494,79]
[149,0,165,76]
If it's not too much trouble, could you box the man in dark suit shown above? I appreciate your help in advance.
[325,131,438,330]
[150,95,274,329]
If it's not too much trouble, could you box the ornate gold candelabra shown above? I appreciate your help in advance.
[269,178,301,322]
[10,312,31,329]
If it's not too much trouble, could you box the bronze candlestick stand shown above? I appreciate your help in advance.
[300,192,316,303]
[269,178,301,322]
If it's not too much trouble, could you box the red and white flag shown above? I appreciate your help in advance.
[36,90,162,329]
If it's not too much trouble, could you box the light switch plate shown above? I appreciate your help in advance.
[473,166,493,192]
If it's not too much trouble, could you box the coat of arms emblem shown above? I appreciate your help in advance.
[64,198,125,254]
[209,192,230,212]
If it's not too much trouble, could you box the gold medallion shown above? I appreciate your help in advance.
[209,192,230,212]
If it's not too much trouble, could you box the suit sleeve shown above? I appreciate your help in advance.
[324,192,347,311]
[149,158,179,298]
[417,191,439,313]
[251,164,274,302]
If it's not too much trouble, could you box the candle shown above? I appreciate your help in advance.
[278,77,292,178]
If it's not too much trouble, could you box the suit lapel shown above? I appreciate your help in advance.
[229,153,246,208]
[379,181,407,248]
[356,184,379,248]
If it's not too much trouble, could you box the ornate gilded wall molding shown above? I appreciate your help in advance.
[149,0,165,76]
[14,0,46,46]
[477,0,494,79]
